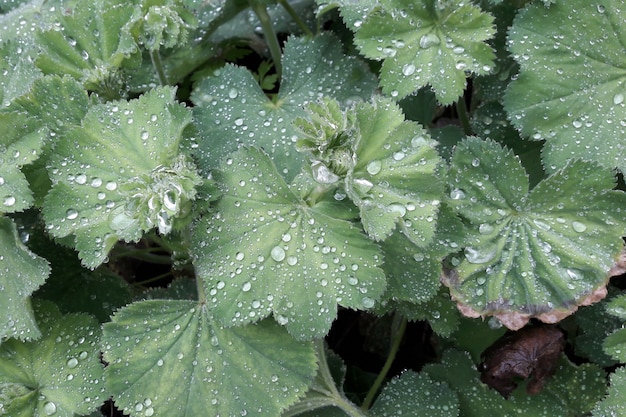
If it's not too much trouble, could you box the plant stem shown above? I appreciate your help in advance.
[133,271,173,287]
[360,315,408,410]
[278,0,313,37]
[150,49,169,86]
[456,97,472,136]
[252,1,283,79]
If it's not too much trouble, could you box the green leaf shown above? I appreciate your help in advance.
[0,111,45,213]
[0,216,49,341]
[0,41,42,108]
[354,0,496,104]
[43,86,201,268]
[604,329,626,363]
[0,301,105,417]
[346,97,443,245]
[34,0,138,98]
[315,0,377,31]
[191,33,377,181]
[102,299,317,417]
[574,296,623,367]
[593,367,626,417]
[444,137,626,329]
[369,371,459,417]
[192,147,386,340]
[505,0,626,173]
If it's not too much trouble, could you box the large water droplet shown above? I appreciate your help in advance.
[419,33,440,49]
[228,88,238,99]
[44,401,57,415]
[572,221,587,232]
[311,161,340,184]
[271,246,286,262]
[402,63,416,76]
[450,189,466,200]
[362,297,375,308]
[67,357,79,368]
[614,93,624,105]
[478,223,494,234]
[366,160,382,175]
[66,209,78,220]
[464,246,497,264]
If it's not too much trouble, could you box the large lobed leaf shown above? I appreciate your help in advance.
[354,0,496,104]
[444,137,626,329]
[0,301,105,417]
[505,0,626,173]
[0,217,49,341]
[43,86,201,268]
[192,146,386,340]
[191,33,377,181]
[102,299,317,417]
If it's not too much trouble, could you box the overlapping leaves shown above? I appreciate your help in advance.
[102,299,317,417]
[354,0,496,104]
[43,86,201,268]
[191,33,377,181]
[192,146,386,340]
[445,137,626,329]
[0,217,49,341]
[0,301,105,417]
[505,0,626,173]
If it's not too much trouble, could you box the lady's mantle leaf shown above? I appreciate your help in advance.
[192,147,386,340]
[0,41,42,108]
[102,300,317,417]
[369,371,459,417]
[0,217,49,341]
[354,0,495,104]
[603,295,626,363]
[346,97,443,245]
[43,86,202,268]
[593,367,626,417]
[191,33,377,181]
[0,301,105,417]
[505,0,626,173]
[34,0,138,98]
[444,137,626,330]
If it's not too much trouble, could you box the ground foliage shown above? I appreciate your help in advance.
[1,0,626,416]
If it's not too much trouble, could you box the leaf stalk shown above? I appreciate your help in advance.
[252,1,283,79]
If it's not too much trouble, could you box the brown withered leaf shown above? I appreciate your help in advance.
[478,325,565,398]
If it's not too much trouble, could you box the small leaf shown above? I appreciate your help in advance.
[192,147,386,340]
[593,367,626,417]
[0,216,49,341]
[370,371,459,417]
[0,41,42,108]
[102,299,317,417]
[505,0,626,173]
[43,86,201,268]
[444,137,626,329]
[575,296,623,367]
[0,301,105,417]
[346,96,443,245]
[191,33,377,181]
[354,0,496,104]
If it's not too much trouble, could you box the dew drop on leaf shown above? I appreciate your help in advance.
[464,246,497,264]
[402,63,416,76]
[67,357,79,368]
[450,189,466,200]
[366,160,382,175]
[613,93,624,105]
[571,221,587,232]
[419,33,440,49]
[66,209,78,220]
[271,246,286,262]
[3,196,16,207]
[43,401,57,415]
[362,297,375,308]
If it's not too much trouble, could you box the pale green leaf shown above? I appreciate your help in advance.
[607,294,626,319]
[505,0,626,173]
[445,137,626,329]
[102,299,317,417]
[0,301,105,417]
[574,298,622,367]
[354,0,496,104]
[314,0,377,31]
[0,41,42,108]
[0,216,49,341]
[0,0,58,44]
[370,371,459,417]
[593,367,626,417]
[604,329,626,363]
[43,86,201,268]
[192,147,386,340]
[34,0,138,98]
[346,96,443,245]
[191,33,377,181]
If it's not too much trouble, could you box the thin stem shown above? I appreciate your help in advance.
[277,0,313,37]
[150,49,169,86]
[252,1,283,79]
[360,315,408,410]
[456,97,472,136]
[133,271,173,287]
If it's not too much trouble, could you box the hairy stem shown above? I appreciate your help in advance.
[361,315,408,410]
[278,0,313,37]
[150,49,169,86]
[456,97,472,136]
[252,1,283,79]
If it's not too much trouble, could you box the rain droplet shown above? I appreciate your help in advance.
[478,223,494,234]
[471,158,480,167]
[613,93,624,105]
[366,160,382,175]
[392,151,405,161]
[362,297,375,308]
[572,221,587,232]
[271,246,286,262]
[235,252,245,261]
[3,196,16,206]
[242,282,251,292]
[402,63,416,76]
[44,402,57,415]
[228,88,238,99]
[419,33,440,49]
[67,357,79,368]
[450,189,466,200]
[533,219,551,231]
[66,209,78,220]
[464,246,497,264]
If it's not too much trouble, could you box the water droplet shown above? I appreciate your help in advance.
[450,189,466,200]
[75,174,87,184]
[471,158,480,167]
[141,130,150,140]
[311,161,339,184]
[271,246,286,262]
[419,33,440,49]
[387,203,406,216]
[362,297,375,308]
[566,268,583,280]
[478,223,494,234]
[392,151,405,161]
[66,209,78,220]
[228,88,238,99]
[67,357,79,368]
[613,93,624,105]
[452,46,465,54]
[366,160,382,175]
[3,196,16,206]
[235,252,245,261]
[0,177,4,185]
[572,221,587,232]
[90,177,102,187]
[242,282,251,292]
[464,246,497,264]
[44,401,57,415]
[106,181,118,191]
[402,63,416,76]
[533,219,551,231]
